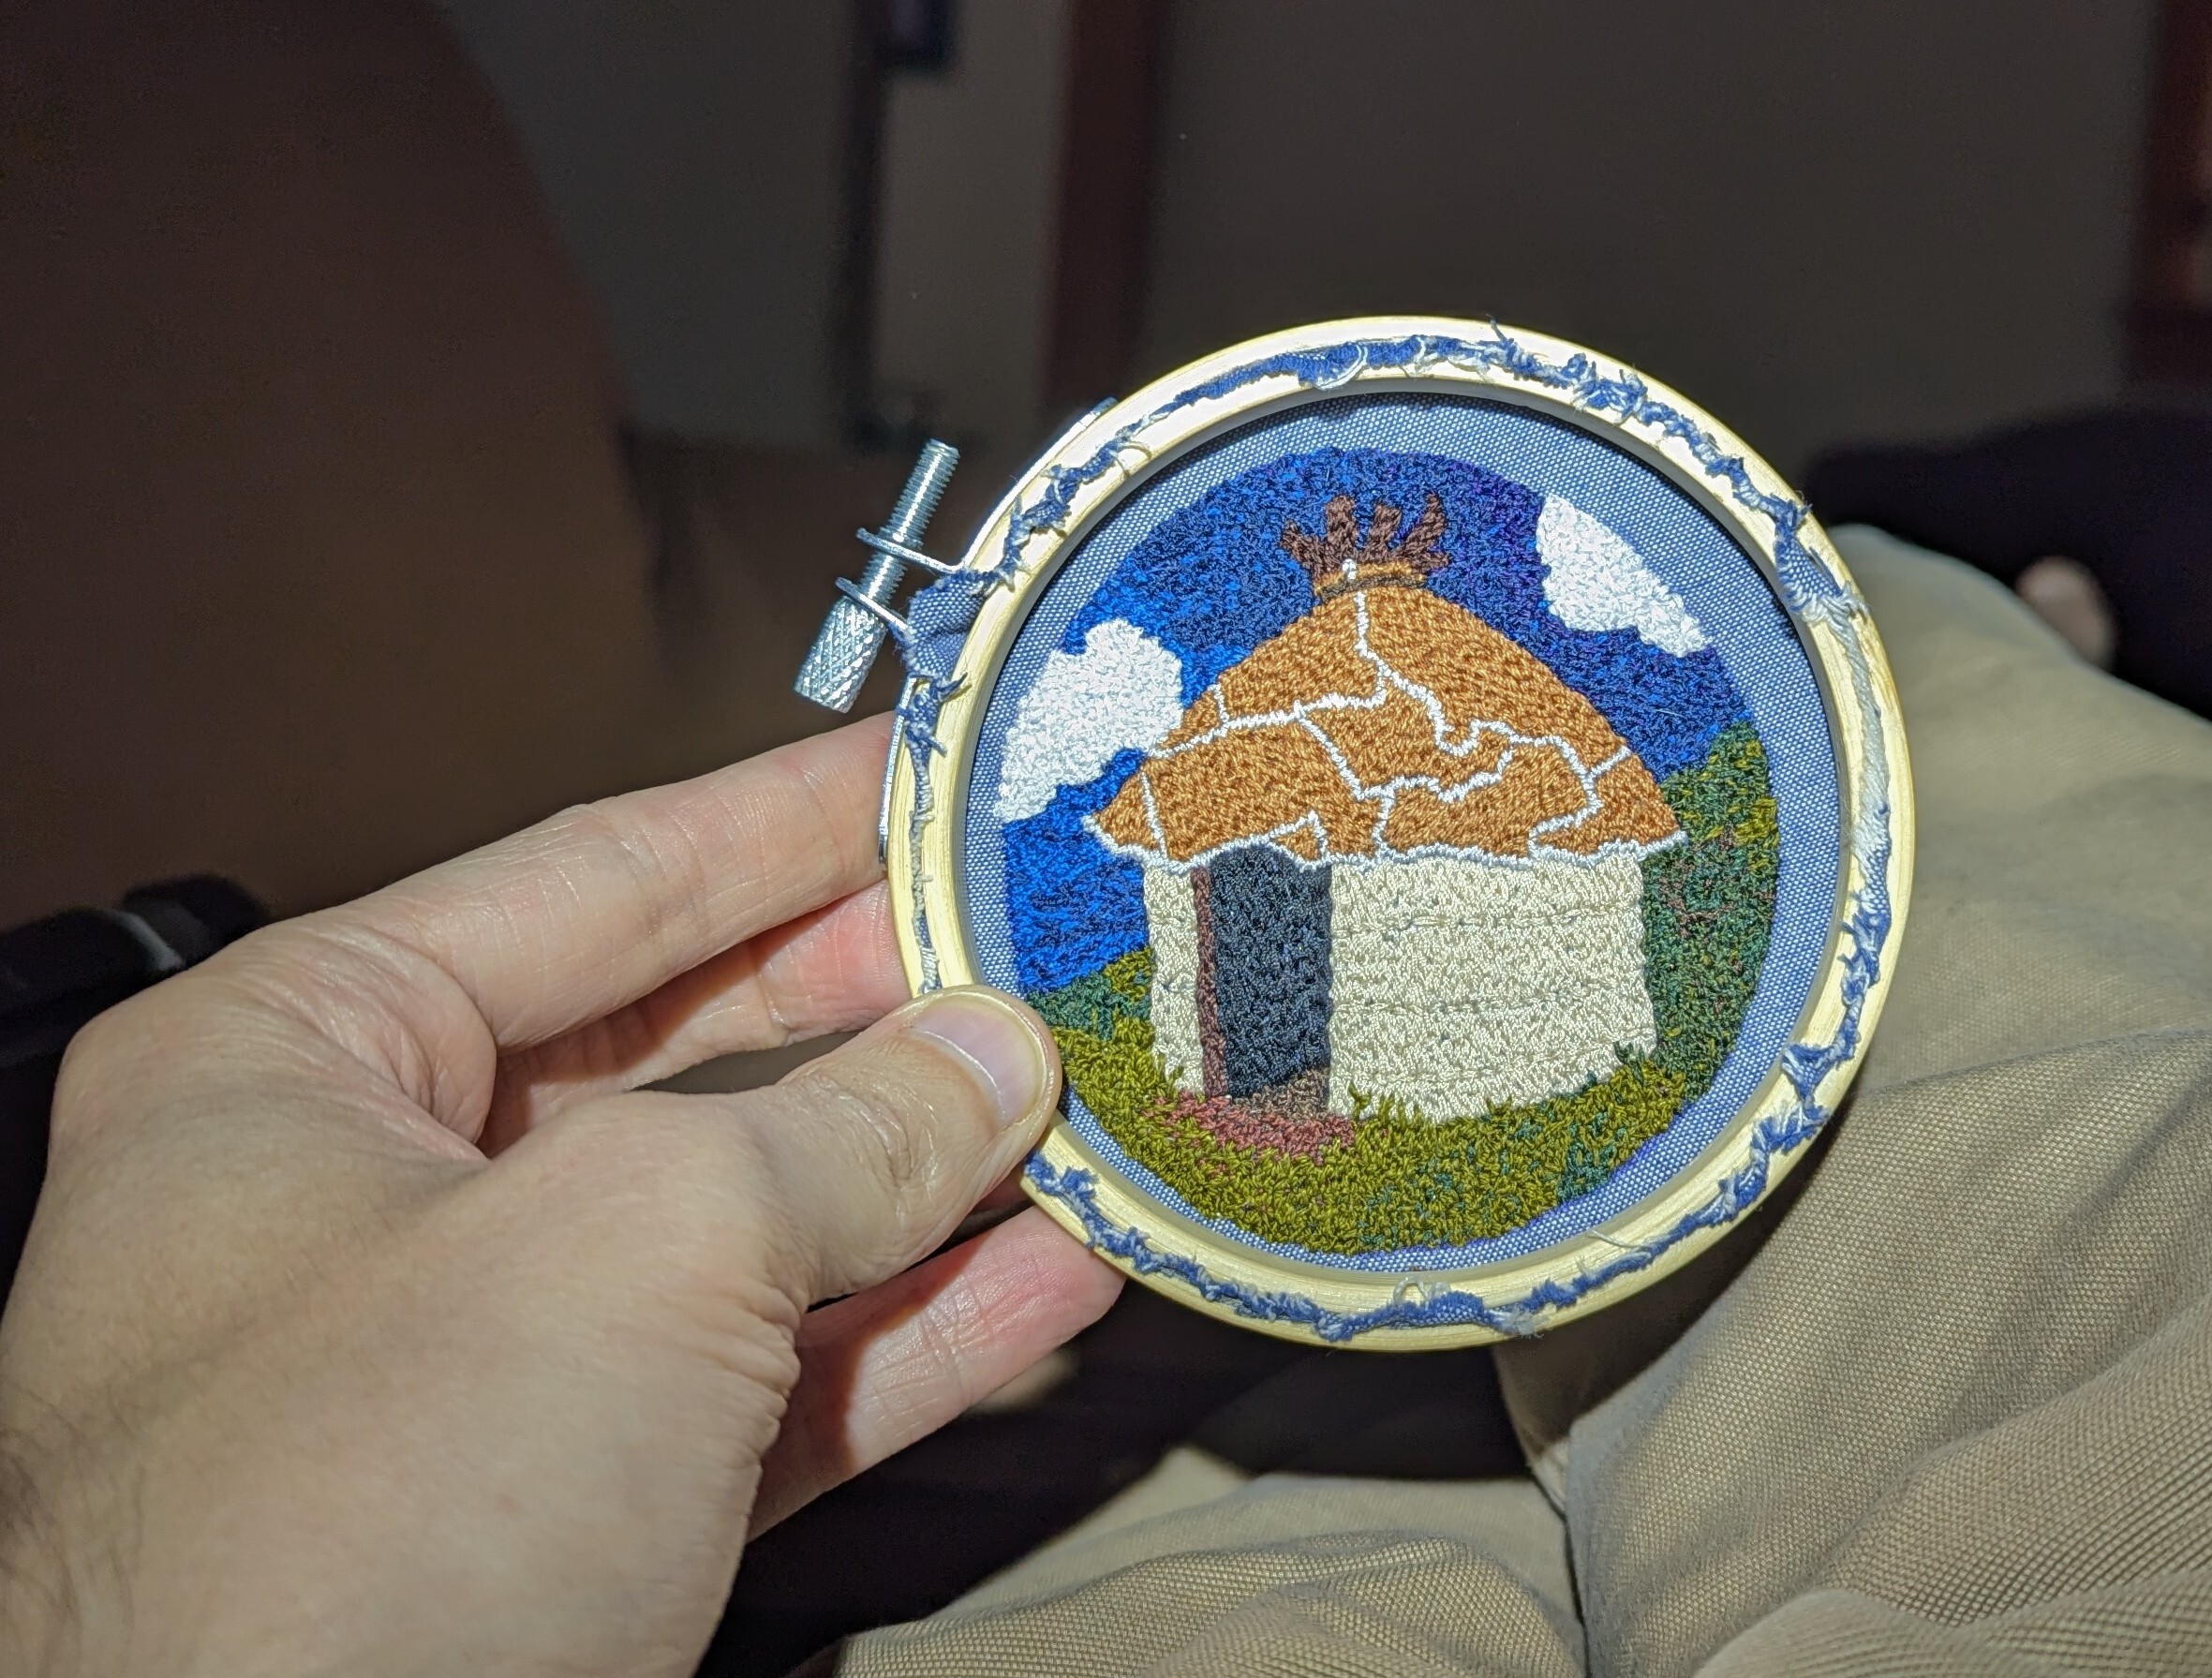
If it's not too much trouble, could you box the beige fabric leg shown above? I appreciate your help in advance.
[821,531,2212,1676]
[824,1474,1581,1678]
[1496,528,2212,1675]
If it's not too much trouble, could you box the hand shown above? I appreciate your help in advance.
[0,717,1121,1676]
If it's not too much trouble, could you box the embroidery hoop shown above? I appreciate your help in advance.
[882,317,1912,1349]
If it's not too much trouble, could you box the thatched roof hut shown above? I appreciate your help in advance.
[1089,494,1683,1121]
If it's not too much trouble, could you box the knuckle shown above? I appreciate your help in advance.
[49,973,224,1140]
[545,795,715,973]
[50,1003,137,1123]
[816,1075,936,1200]
[777,1032,997,1217]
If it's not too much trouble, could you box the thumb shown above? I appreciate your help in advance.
[732,985,1061,1303]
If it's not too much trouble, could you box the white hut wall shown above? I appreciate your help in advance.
[1325,852,1656,1120]
[1141,864,1207,1095]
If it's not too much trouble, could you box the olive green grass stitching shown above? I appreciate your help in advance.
[1034,723,1778,1254]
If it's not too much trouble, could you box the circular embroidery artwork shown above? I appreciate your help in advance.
[959,393,1843,1274]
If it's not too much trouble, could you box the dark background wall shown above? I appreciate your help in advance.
[0,0,2170,928]
[0,0,662,929]
[434,0,2156,471]
[433,0,861,444]
[1138,0,2155,474]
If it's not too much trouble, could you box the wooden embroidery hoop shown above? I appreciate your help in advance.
[883,317,1913,1349]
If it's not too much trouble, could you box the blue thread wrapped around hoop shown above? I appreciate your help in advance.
[884,320,1908,1345]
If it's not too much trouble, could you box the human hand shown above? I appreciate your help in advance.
[0,716,1121,1676]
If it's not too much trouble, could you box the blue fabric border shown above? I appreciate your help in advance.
[962,398,1837,1271]
[891,327,1897,1338]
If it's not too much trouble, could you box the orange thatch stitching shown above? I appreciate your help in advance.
[1090,583,1681,868]
[1363,590,1621,767]
[1381,744,1591,856]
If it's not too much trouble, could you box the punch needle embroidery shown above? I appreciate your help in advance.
[1002,461,1779,1255]
[873,319,1905,1342]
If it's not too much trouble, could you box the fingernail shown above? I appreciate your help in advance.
[904,990,1048,1128]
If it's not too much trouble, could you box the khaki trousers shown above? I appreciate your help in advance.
[824,530,2212,1677]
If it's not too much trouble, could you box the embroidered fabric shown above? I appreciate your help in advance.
[958,394,1839,1281]
[892,330,1897,1334]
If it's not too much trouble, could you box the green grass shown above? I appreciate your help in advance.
[1033,721,1779,1253]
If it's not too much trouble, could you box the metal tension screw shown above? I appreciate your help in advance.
[794,438,960,712]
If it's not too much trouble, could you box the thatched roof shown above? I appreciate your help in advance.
[1089,529,1682,871]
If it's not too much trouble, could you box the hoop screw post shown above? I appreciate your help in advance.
[794,439,960,711]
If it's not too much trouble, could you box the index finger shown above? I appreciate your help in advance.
[319,714,895,1050]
